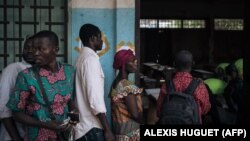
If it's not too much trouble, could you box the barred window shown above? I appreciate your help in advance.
[159,20,181,28]
[183,20,205,29]
[140,19,157,28]
[214,19,243,30]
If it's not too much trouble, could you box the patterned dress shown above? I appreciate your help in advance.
[110,79,143,141]
[7,63,75,141]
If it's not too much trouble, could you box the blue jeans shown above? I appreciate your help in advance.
[76,128,105,141]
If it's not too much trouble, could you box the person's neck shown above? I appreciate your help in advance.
[86,45,96,52]
[113,71,128,88]
[29,62,36,66]
[118,71,128,80]
[43,61,58,73]
[177,69,191,73]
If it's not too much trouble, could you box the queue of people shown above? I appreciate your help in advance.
[0,23,244,141]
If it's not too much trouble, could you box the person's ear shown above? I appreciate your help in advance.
[90,36,95,42]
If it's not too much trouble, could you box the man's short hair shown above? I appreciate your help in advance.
[79,23,101,45]
[33,30,59,46]
[23,35,33,49]
[175,50,193,71]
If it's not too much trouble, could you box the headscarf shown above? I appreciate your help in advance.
[113,49,135,78]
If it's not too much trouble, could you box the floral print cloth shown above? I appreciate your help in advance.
[110,79,143,141]
[7,63,75,141]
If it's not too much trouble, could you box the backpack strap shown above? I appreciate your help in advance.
[165,79,176,102]
[170,80,176,92]
[33,67,68,140]
[32,67,56,120]
[166,79,176,93]
[184,78,201,95]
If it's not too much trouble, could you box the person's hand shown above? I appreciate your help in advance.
[68,111,79,125]
[45,120,71,131]
[104,130,115,141]
[69,120,78,125]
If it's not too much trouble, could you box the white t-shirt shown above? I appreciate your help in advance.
[0,61,31,141]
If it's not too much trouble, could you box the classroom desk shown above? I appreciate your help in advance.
[192,69,215,80]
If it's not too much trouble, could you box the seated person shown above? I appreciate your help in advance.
[223,63,244,124]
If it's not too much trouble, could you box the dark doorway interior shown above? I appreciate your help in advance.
[140,0,244,71]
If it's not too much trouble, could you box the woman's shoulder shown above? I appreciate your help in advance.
[116,79,143,94]
[118,79,133,87]
[112,79,143,101]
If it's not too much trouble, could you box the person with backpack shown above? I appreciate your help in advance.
[156,50,211,125]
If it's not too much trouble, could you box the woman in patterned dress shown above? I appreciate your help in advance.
[110,49,144,141]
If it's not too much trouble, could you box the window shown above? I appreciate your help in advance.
[140,19,205,29]
[140,18,244,31]
[214,19,243,30]
[0,0,68,71]
[183,20,205,29]
[159,20,181,28]
[140,19,157,28]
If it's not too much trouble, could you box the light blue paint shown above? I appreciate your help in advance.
[71,8,135,124]
[71,9,116,65]
[116,9,135,44]
[116,9,135,83]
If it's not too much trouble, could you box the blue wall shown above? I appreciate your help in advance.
[70,7,135,123]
